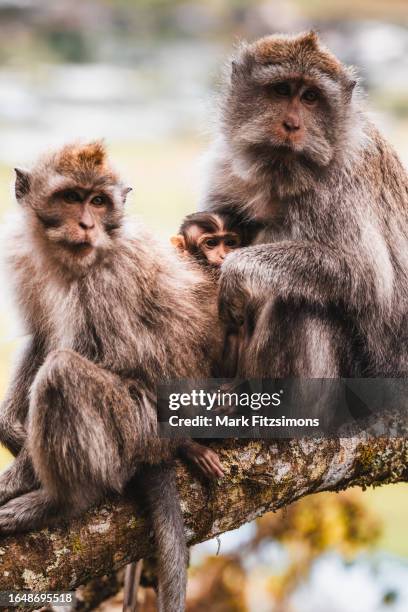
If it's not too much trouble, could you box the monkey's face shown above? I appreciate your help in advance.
[37,185,123,257]
[14,142,130,272]
[225,32,356,196]
[198,232,241,267]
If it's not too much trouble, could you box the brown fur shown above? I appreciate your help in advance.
[173,211,251,269]
[52,141,119,189]
[0,142,223,611]
[202,32,408,378]
[253,31,345,78]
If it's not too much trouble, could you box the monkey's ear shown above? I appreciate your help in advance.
[301,30,319,49]
[231,60,240,79]
[122,186,132,203]
[231,57,250,84]
[230,42,251,83]
[14,168,31,202]
[345,79,356,101]
[170,235,186,252]
[343,70,357,102]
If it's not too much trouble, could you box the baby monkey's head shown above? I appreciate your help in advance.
[171,212,245,267]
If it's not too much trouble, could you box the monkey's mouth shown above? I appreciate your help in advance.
[246,142,298,165]
[246,141,320,169]
[268,140,301,155]
[272,146,298,159]
[59,240,95,256]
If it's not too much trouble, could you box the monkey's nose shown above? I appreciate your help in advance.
[283,117,301,132]
[79,221,95,230]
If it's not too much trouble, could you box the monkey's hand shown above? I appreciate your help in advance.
[179,440,224,479]
[218,255,252,328]
[218,264,251,329]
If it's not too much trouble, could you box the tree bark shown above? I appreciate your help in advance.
[0,437,406,594]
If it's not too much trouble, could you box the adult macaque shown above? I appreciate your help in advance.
[0,142,224,611]
[202,31,408,378]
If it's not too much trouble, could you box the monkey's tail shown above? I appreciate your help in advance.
[142,462,188,612]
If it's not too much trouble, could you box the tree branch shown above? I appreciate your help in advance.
[0,437,406,592]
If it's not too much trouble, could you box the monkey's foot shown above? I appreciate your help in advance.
[0,490,57,535]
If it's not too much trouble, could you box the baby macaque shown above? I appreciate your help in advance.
[171,211,247,269]
[172,211,251,380]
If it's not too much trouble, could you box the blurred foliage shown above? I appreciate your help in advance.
[374,93,408,119]
[254,490,381,556]
[294,0,408,20]
[0,0,407,67]
[257,491,381,607]
[184,491,381,611]
[43,30,93,64]
[187,556,247,612]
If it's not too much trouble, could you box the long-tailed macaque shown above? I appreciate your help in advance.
[0,142,224,611]
[171,211,257,377]
[171,211,248,268]
[202,31,408,378]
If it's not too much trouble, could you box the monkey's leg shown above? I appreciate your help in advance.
[29,349,151,505]
[0,447,38,506]
[239,302,351,426]
[0,350,148,533]
[219,328,240,377]
[242,300,349,378]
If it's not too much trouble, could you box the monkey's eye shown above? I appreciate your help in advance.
[302,89,319,104]
[91,195,106,207]
[273,82,291,97]
[204,238,219,248]
[224,237,239,248]
[62,190,81,203]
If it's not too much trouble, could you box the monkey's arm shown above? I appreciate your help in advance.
[0,335,46,455]
[219,241,378,326]
[0,447,38,506]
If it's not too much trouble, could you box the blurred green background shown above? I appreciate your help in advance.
[0,1,407,610]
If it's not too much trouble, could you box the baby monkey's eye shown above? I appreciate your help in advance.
[273,82,291,97]
[62,190,81,203]
[204,238,219,248]
[302,88,319,104]
[91,195,106,207]
[224,237,239,248]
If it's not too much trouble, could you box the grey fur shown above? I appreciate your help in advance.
[202,32,408,377]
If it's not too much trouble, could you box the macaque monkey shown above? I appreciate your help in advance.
[202,31,408,378]
[171,212,247,268]
[0,142,224,612]
[171,211,256,379]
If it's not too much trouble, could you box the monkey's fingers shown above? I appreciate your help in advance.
[203,448,225,477]
[195,453,224,479]
[218,274,250,328]
[194,456,218,478]
[219,295,245,327]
